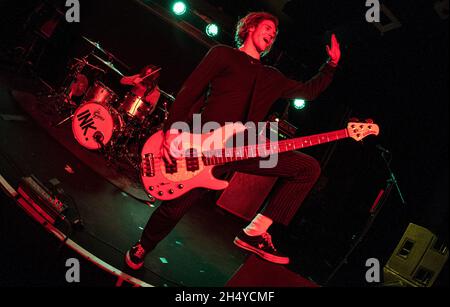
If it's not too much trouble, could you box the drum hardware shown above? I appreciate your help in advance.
[54,59,119,127]
[56,50,172,171]
[82,80,118,106]
[69,73,89,98]
[49,59,89,126]
[48,54,105,117]
[162,100,169,121]
[109,142,140,170]
[71,102,124,150]
[82,36,108,55]
[118,92,156,123]
[93,131,107,153]
[101,110,166,170]
[35,77,56,98]
[53,113,74,127]
[96,122,140,170]
[82,36,130,71]
[159,89,175,102]
[91,53,124,77]
[150,99,170,123]
[71,56,106,73]
[158,91,173,121]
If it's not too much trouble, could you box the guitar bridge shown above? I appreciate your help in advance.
[141,153,155,177]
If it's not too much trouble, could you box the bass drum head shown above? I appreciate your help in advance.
[72,102,123,150]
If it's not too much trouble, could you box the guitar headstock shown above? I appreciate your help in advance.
[347,119,379,141]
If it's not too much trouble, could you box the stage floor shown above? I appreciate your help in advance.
[0,71,252,287]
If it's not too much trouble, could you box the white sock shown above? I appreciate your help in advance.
[243,214,273,236]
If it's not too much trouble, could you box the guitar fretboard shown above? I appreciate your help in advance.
[202,129,349,166]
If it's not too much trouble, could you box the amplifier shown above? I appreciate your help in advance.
[17,175,68,224]
[267,114,298,139]
[383,223,449,287]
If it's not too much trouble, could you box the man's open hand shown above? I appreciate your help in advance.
[326,34,341,67]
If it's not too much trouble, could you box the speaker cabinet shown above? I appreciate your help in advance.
[216,173,277,221]
[226,255,318,287]
[383,223,448,287]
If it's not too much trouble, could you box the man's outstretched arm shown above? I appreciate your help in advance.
[281,34,341,101]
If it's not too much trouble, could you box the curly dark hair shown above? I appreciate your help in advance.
[235,12,279,57]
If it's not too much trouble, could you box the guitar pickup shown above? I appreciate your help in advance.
[165,157,178,174]
[185,148,200,172]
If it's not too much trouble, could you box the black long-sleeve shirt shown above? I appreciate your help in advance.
[163,45,336,131]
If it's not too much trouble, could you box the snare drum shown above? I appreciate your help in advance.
[72,102,124,150]
[83,81,118,106]
[119,92,157,122]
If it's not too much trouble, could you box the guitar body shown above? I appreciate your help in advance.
[140,123,247,201]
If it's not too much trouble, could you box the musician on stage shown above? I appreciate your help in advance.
[120,64,161,106]
[126,12,341,270]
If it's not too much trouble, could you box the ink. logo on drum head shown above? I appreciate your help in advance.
[76,109,97,136]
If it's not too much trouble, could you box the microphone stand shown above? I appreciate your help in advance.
[380,151,407,206]
[324,147,407,286]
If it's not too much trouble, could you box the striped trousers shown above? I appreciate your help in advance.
[140,151,321,251]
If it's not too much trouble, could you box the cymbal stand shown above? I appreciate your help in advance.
[49,55,87,101]
[112,120,141,170]
[162,100,169,121]
[51,56,89,127]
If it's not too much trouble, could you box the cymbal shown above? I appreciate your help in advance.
[159,89,175,101]
[82,36,131,70]
[82,36,108,54]
[91,54,124,76]
[73,57,106,73]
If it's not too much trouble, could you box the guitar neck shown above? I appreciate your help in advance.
[203,129,349,166]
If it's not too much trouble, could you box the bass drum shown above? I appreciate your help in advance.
[72,102,124,150]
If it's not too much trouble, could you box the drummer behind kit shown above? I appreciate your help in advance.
[72,65,163,154]
[55,36,174,169]
[119,64,162,123]
[49,55,105,108]
[51,36,124,121]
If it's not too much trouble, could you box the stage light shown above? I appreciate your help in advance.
[172,1,187,16]
[205,23,219,37]
[293,99,306,110]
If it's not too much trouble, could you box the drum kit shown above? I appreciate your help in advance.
[52,36,174,169]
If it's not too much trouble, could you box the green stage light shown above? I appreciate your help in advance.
[172,2,187,16]
[293,99,306,110]
[206,23,219,37]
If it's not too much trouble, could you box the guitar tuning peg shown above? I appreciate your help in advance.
[365,118,374,124]
[349,117,360,122]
